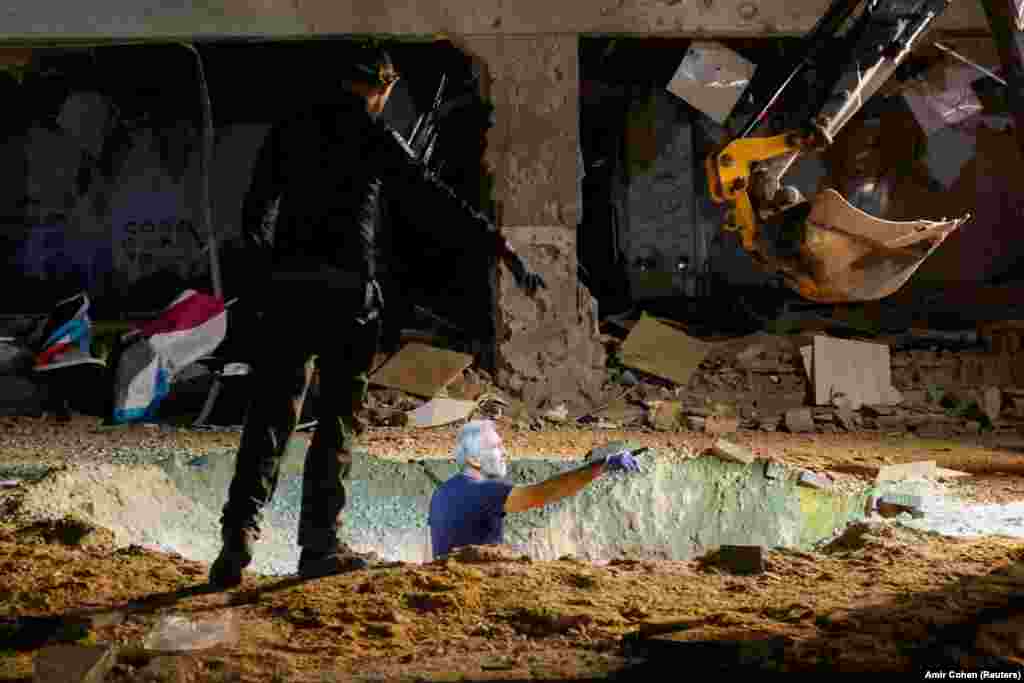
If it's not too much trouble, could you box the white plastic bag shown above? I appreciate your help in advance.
[143,611,239,652]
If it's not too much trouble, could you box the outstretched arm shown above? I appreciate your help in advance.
[504,459,607,513]
[373,125,547,295]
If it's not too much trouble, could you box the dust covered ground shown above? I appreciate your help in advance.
[0,416,1023,680]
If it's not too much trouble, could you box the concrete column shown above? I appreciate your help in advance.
[458,34,606,412]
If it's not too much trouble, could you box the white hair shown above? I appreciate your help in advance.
[453,419,496,468]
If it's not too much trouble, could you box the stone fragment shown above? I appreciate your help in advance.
[784,408,815,433]
[647,401,684,431]
[715,545,764,575]
[874,414,907,430]
[835,408,857,431]
[982,386,1002,423]
[763,459,788,480]
[707,438,755,465]
[705,415,740,435]
[685,416,706,432]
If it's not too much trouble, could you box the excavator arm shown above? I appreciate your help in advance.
[706,0,971,303]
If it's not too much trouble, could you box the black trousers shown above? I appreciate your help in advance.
[220,281,381,551]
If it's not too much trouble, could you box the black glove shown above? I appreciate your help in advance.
[505,252,547,296]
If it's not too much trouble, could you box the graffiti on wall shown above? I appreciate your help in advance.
[117,217,196,280]
[111,191,197,283]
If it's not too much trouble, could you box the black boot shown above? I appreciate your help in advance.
[209,526,258,589]
[297,542,379,579]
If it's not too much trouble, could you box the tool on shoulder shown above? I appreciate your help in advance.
[408,73,448,170]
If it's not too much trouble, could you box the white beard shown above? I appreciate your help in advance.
[478,450,507,479]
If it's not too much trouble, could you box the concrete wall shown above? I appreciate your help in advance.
[460,35,607,412]
[0,0,988,42]
[621,88,700,298]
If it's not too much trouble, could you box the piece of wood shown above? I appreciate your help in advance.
[407,398,479,428]
[369,342,474,399]
[877,460,938,482]
[33,645,117,683]
[812,335,897,409]
[619,313,713,387]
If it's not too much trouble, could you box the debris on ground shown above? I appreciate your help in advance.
[406,397,480,428]
[369,342,474,398]
[696,544,765,575]
[809,335,901,409]
[706,438,755,465]
[618,313,713,387]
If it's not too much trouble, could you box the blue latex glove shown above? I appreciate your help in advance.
[604,450,642,473]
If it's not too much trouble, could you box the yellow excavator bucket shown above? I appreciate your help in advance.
[767,189,970,303]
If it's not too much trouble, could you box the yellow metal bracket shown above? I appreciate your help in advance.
[705,133,803,252]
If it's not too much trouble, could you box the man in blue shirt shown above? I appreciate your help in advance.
[428,420,642,559]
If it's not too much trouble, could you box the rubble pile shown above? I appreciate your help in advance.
[593,322,1024,439]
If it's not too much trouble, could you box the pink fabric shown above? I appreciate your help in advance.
[133,291,225,339]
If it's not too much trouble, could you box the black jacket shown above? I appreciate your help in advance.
[242,90,504,290]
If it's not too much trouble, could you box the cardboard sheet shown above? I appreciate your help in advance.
[369,342,474,398]
[619,313,713,387]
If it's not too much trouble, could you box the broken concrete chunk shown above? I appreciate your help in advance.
[704,415,740,435]
[784,408,815,433]
[812,335,897,409]
[708,438,755,465]
[713,545,764,575]
[735,343,766,366]
[982,386,1002,423]
[797,470,832,490]
[407,398,479,429]
[647,401,684,432]
[874,414,907,430]
[541,403,569,423]
[763,459,788,480]
[33,644,116,683]
[835,408,857,432]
